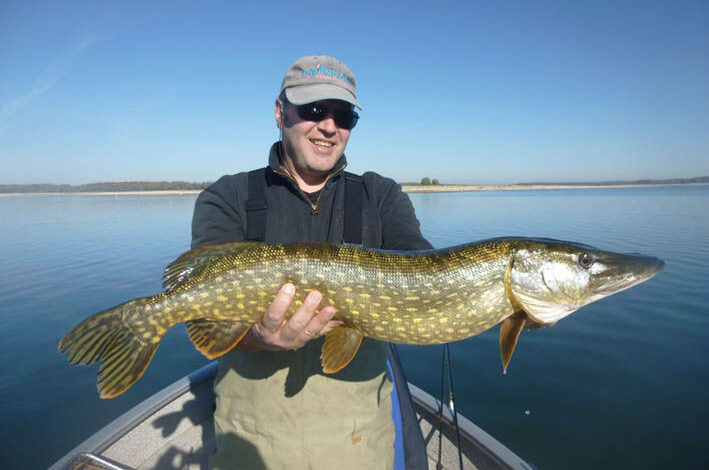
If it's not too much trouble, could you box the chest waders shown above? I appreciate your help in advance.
[242,168,427,470]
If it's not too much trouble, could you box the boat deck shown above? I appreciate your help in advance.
[51,362,532,470]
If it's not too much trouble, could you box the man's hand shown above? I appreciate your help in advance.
[236,283,342,351]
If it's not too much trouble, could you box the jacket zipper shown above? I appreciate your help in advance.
[273,165,346,215]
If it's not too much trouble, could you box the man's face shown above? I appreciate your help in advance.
[275,98,352,181]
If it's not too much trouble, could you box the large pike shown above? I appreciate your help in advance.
[59,238,663,398]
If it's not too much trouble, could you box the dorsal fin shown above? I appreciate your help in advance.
[163,241,258,291]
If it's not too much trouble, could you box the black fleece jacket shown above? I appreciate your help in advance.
[191,142,432,251]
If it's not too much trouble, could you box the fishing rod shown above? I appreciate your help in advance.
[437,343,464,470]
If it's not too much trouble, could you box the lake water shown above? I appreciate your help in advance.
[0,186,707,469]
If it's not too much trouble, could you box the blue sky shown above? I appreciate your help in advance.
[1,0,707,184]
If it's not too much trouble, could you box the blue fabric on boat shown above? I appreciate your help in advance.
[388,344,428,469]
[388,358,405,469]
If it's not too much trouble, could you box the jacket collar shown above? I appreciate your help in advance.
[267,141,348,183]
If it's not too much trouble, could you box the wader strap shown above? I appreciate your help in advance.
[245,168,363,244]
[245,168,267,241]
[344,172,363,245]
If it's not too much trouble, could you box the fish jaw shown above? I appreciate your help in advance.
[589,252,665,296]
[507,240,664,325]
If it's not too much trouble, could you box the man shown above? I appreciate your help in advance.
[191,55,431,470]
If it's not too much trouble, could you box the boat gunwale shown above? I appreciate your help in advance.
[408,382,533,470]
[48,362,218,470]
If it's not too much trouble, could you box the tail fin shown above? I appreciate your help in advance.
[58,300,161,398]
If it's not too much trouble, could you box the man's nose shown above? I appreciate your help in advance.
[317,115,337,133]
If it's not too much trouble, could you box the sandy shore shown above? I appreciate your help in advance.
[1,182,706,197]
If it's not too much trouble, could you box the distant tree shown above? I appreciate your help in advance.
[421,177,431,185]
[432,178,440,185]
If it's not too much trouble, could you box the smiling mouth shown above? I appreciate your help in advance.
[310,138,334,148]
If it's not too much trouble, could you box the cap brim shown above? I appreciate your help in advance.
[285,84,362,109]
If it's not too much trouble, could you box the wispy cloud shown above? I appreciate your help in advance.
[0,38,93,137]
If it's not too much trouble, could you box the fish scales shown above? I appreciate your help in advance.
[59,237,664,398]
[152,242,515,344]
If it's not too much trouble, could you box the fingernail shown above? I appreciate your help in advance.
[283,283,295,296]
[308,290,322,303]
[322,308,335,320]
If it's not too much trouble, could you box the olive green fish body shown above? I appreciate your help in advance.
[138,242,516,343]
[59,238,663,398]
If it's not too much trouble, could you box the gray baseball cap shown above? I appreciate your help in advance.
[280,55,361,109]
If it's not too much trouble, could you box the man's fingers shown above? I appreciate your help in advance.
[252,286,341,350]
[261,283,295,333]
[281,290,323,341]
[297,306,339,340]
[320,317,344,336]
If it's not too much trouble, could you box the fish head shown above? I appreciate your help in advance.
[507,239,664,325]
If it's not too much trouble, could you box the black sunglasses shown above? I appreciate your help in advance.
[295,102,359,130]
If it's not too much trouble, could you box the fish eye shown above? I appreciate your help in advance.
[578,253,594,269]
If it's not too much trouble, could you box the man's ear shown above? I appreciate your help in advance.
[275,98,285,129]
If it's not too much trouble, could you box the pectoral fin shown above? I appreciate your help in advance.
[499,311,527,374]
[321,326,364,373]
[186,320,251,359]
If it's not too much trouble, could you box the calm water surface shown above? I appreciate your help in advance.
[0,186,707,469]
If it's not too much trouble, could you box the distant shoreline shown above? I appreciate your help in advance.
[401,182,709,193]
[0,190,204,197]
[1,182,707,197]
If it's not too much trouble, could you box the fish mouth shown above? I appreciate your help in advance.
[592,254,664,295]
